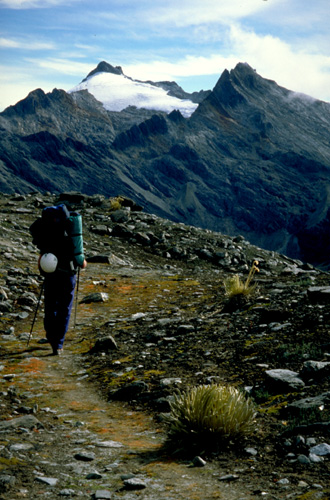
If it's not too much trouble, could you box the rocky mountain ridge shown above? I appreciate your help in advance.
[0,62,330,266]
[0,191,330,499]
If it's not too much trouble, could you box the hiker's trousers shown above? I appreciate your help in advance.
[43,271,77,350]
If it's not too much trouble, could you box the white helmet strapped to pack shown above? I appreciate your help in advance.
[40,253,58,273]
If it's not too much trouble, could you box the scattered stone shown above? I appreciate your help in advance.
[298,480,309,488]
[300,360,330,380]
[309,453,324,463]
[74,451,96,461]
[89,335,118,354]
[0,415,44,431]
[284,392,330,415]
[120,473,135,480]
[110,209,130,224]
[276,478,290,487]
[306,437,317,446]
[245,447,258,456]
[108,253,132,266]
[87,254,111,263]
[312,484,323,490]
[219,474,239,482]
[131,312,146,320]
[86,472,103,479]
[123,477,147,490]
[80,292,109,304]
[59,489,77,496]
[109,381,148,401]
[265,369,305,392]
[160,378,182,387]
[177,324,195,335]
[0,301,13,313]
[297,454,311,465]
[95,440,123,448]
[0,474,16,491]
[93,490,112,499]
[307,286,330,303]
[192,456,207,467]
[9,443,34,452]
[309,443,330,456]
[90,226,110,236]
[35,476,58,486]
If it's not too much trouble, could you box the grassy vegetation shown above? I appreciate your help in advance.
[162,384,257,442]
[224,260,259,298]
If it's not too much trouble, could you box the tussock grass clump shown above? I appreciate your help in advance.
[163,384,257,441]
[109,196,125,211]
[224,260,259,298]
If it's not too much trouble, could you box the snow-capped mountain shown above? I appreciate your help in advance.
[69,62,198,118]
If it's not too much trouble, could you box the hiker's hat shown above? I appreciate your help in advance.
[40,253,58,273]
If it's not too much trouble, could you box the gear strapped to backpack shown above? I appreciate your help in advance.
[30,204,85,274]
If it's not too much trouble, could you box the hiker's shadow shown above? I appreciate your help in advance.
[0,346,51,360]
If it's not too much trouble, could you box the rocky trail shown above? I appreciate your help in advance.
[1,191,330,499]
[0,266,256,500]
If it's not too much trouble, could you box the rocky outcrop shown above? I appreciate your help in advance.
[84,61,124,80]
[113,114,168,149]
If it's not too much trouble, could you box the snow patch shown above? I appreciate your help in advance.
[69,72,197,118]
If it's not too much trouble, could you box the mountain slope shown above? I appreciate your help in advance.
[0,62,330,266]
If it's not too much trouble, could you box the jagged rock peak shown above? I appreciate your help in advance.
[84,61,124,81]
[208,66,246,109]
[230,62,273,89]
[2,88,71,117]
[209,62,268,109]
[232,62,256,75]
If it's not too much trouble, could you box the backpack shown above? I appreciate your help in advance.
[30,204,85,272]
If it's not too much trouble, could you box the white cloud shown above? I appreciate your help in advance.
[0,0,73,8]
[125,55,233,82]
[0,66,49,109]
[26,57,94,77]
[0,38,19,48]
[0,37,54,50]
[0,58,91,110]
[124,24,330,102]
[0,82,33,110]
[133,0,282,27]
[228,25,330,101]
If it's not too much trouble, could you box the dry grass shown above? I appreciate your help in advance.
[163,384,257,441]
[224,260,259,297]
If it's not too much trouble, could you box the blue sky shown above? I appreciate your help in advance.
[0,0,329,111]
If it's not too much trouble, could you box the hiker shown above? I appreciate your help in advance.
[30,204,87,355]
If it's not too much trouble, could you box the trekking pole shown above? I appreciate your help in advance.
[74,267,80,330]
[27,279,44,347]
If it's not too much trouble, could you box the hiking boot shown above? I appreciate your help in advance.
[52,348,63,356]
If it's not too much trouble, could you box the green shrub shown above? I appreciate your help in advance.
[162,384,257,440]
[275,341,322,363]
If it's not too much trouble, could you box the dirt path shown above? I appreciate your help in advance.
[1,265,255,500]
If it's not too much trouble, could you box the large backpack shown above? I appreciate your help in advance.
[30,204,85,272]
